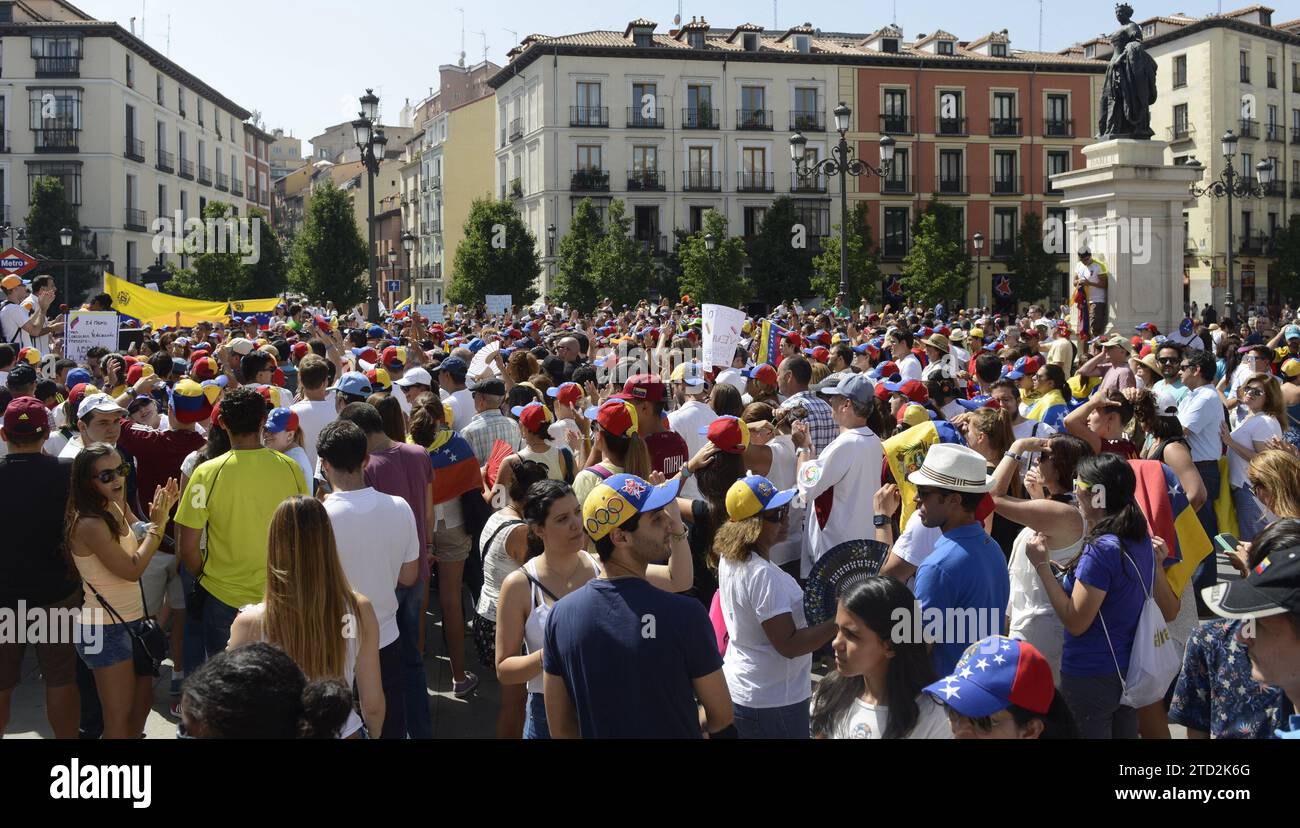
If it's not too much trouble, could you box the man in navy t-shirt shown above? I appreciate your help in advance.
[543,473,734,739]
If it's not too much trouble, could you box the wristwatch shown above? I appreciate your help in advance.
[873,515,889,528]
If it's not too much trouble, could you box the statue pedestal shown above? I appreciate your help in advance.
[1052,139,1201,336]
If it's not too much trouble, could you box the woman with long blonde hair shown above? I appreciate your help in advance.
[229,496,384,738]
[1221,373,1286,541]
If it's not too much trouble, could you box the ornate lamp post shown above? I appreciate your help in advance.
[401,230,416,306]
[352,89,388,321]
[972,232,984,310]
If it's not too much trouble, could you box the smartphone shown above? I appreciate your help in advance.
[1214,533,1240,554]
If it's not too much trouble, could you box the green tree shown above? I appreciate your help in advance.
[677,210,750,308]
[748,196,813,302]
[241,207,288,298]
[590,200,655,308]
[1004,211,1063,307]
[24,177,95,305]
[287,181,369,309]
[900,200,971,308]
[1274,215,1300,305]
[811,201,882,304]
[659,228,691,303]
[163,201,244,300]
[448,198,540,307]
[553,198,603,310]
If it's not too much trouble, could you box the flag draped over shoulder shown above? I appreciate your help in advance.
[426,429,483,504]
[1026,389,1070,432]
[104,272,229,327]
[883,421,967,527]
[1128,459,1212,596]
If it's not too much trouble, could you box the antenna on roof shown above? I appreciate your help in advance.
[473,30,488,64]
[457,8,467,67]
[166,14,171,57]
[502,27,519,49]
[141,0,146,38]
[774,0,778,29]
[1039,0,1044,51]
[892,0,897,25]
[674,0,682,27]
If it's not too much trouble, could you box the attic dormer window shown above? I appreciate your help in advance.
[743,33,759,52]
[991,42,1007,57]
[881,38,899,53]
[795,35,810,54]
[1085,44,1097,58]
[688,31,705,49]
[1142,23,1155,37]
[937,40,954,55]
[633,28,652,47]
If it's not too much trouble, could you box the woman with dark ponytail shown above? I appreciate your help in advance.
[179,642,353,739]
[810,577,950,739]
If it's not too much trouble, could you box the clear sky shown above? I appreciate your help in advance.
[81,0,1243,150]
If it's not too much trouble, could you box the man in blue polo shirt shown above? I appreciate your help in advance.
[909,444,1010,677]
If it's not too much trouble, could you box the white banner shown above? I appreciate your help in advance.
[485,295,513,316]
[702,303,746,369]
[65,311,119,365]
[417,303,444,323]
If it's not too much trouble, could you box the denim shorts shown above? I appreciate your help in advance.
[75,619,147,671]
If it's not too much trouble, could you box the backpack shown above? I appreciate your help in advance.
[1098,541,1181,708]
[582,463,614,481]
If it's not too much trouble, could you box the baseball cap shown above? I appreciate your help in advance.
[586,398,638,439]
[6,364,37,388]
[897,403,935,427]
[868,361,900,382]
[582,473,680,541]
[367,325,386,339]
[126,363,155,387]
[365,367,392,392]
[351,347,379,367]
[254,384,291,409]
[742,363,778,387]
[290,341,310,361]
[381,345,408,369]
[725,475,796,523]
[328,371,373,397]
[618,374,666,404]
[16,347,40,366]
[467,376,505,395]
[1100,334,1135,354]
[1,275,29,292]
[191,356,220,381]
[394,366,432,388]
[3,396,49,436]
[227,338,255,356]
[1005,355,1044,381]
[884,379,929,404]
[1285,325,1300,342]
[170,378,221,424]
[806,346,830,364]
[782,331,803,349]
[265,407,300,435]
[432,356,469,381]
[511,401,554,435]
[77,393,127,420]
[955,394,995,412]
[547,382,583,406]
[821,374,876,407]
[924,636,1056,718]
[1203,543,1300,622]
[698,416,750,454]
[65,368,93,388]
[1282,358,1300,379]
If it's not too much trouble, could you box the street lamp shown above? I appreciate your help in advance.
[972,232,985,311]
[704,233,717,252]
[59,226,73,306]
[546,223,557,293]
[1187,132,1273,326]
[353,88,386,321]
[792,102,893,305]
[401,230,416,308]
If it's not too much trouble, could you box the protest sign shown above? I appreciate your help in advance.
[702,304,745,369]
[65,311,119,364]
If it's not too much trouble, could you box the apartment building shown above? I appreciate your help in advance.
[490,18,1101,300]
[243,122,273,221]
[0,0,263,284]
[1143,4,1300,314]
[269,128,304,180]
[310,119,414,164]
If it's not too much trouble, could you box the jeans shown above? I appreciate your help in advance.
[523,692,550,739]
[395,583,432,739]
[201,591,240,660]
[1192,460,1221,613]
[1060,672,1137,739]
[179,565,207,674]
[1231,484,1269,543]
[733,699,812,739]
[377,639,407,739]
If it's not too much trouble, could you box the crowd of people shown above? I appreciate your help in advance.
[0,272,1298,740]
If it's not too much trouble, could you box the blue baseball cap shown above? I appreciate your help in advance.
[955,394,994,412]
[432,356,468,380]
[725,475,796,522]
[468,338,487,353]
[65,367,93,388]
[923,635,1055,718]
[265,407,300,434]
[582,474,681,541]
[328,371,373,397]
[820,373,876,406]
[1285,325,1300,341]
[367,325,386,339]
[1179,318,1195,337]
[1005,355,1043,381]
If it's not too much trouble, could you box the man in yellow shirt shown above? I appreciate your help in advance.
[176,386,308,665]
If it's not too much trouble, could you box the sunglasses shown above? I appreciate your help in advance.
[1157,357,1180,364]
[1073,478,1095,491]
[761,506,790,524]
[1178,364,1193,371]
[95,463,132,484]
[1241,386,1265,398]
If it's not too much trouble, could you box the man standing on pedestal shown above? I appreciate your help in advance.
[1074,248,1108,338]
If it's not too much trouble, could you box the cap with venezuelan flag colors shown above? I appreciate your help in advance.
[583,474,680,541]
[725,475,796,523]
[698,416,750,454]
[170,378,221,424]
[583,398,638,438]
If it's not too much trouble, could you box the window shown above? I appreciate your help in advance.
[125,104,137,141]
[575,145,601,170]
[1045,208,1067,254]
[794,87,819,130]
[632,82,658,126]
[126,54,134,88]
[180,190,188,223]
[1046,94,1070,135]
[795,35,811,54]
[883,208,909,256]
[939,149,964,192]
[883,89,908,132]
[1268,57,1277,88]
[994,208,1017,253]
[792,200,829,237]
[1173,103,1189,138]
[1241,51,1251,83]
[1173,55,1187,88]
[1293,159,1300,185]
[157,74,164,104]
[687,84,712,125]
[937,40,954,56]
[632,28,652,48]
[26,161,82,205]
[1047,150,1070,192]
[938,91,964,134]
[881,38,899,53]
[687,30,705,49]
[740,86,767,127]
[1142,23,1155,37]
[689,206,708,233]
[741,147,768,190]
[1268,105,1280,139]
[885,147,910,192]
[993,150,1018,193]
[742,33,759,52]
[991,42,1007,58]
[992,92,1018,134]
[631,145,657,172]
[198,99,204,127]
[158,183,167,217]
[126,242,137,279]
[29,87,81,149]
[576,81,602,126]
[179,132,187,163]
[178,88,185,117]
[30,34,83,65]
[688,146,714,189]
[743,206,766,236]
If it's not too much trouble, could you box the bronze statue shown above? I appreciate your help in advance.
[1097,3,1158,140]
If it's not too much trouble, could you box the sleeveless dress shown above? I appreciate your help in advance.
[1007,518,1084,684]
[520,552,600,740]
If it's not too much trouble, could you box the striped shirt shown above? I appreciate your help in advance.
[780,390,838,457]
[462,410,523,464]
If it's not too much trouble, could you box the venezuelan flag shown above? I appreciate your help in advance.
[426,429,483,505]
[757,319,782,367]
[883,420,967,527]
[105,272,230,328]
[1026,388,1070,432]
[1128,459,1212,596]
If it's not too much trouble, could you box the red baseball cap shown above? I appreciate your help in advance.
[699,416,750,454]
[783,332,803,349]
[591,399,638,438]
[547,382,583,407]
[618,374,666,404]
[3,396,49,436]
[291,341,310,360]
[743,363,778,386]
[511,401,554,435]
[884,379,929,404]
[126,363,154,386]
[810,346,830,364]
[191,357,219,381]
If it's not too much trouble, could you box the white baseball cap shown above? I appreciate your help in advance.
[227,338,255,356]
[395,367,433,388]
[77,393,127,420]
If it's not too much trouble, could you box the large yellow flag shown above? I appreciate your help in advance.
[227,298,281,315]
[103,273,230,327]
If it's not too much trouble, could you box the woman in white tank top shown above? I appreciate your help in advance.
[229,496,384,738]
[494,480,599,740]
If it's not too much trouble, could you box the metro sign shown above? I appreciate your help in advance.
[0,248,39,278]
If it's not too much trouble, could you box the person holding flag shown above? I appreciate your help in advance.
[1073,248,1107,339]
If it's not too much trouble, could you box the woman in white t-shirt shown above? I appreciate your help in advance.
[716,475,836,739]
[265,408,314,495]
[739,403,804,576]
[1221,373,1286,541]
[809,576,951,740]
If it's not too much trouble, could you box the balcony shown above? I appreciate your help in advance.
[737,171,774,192]
[509,117,523,141]
[232,178,244,197]
[125,136,145,162]
[33,128,78,152]
[216,172,230,192]
[936,117,967,136]
[1168,123,1194,143]
[509,178,523,198]
[626,170,666,191]
[124,208,147,232]
[880,114,912,135]
[569,106,608,128]
[635,234,668,256]
[156,149,175,173]
[198,166,212,186]
[1293,181,1300,199]
[35,56,80,77]
[1264,179,1287,198]
[881,237,909,260]
[992,238,1016,258]
[627,108,665,128]
[791,172,827,193]
[1266,124,1285,142]
[431,176,441,190]
[737,109,774,130]
[682,107,719,129]
[991,175,1023,195]
[790,110,825,132]
[1044,118,1074,138]
[1239,119,1259,139]
[1045,175,1066,195]
[683,170,721,191]
[882,174,914,195]
[990,117,1023,137]
[569,169,610,191]
[936,175,969,195]
[1293,127,1300,145]
[1240,233,1270,255]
